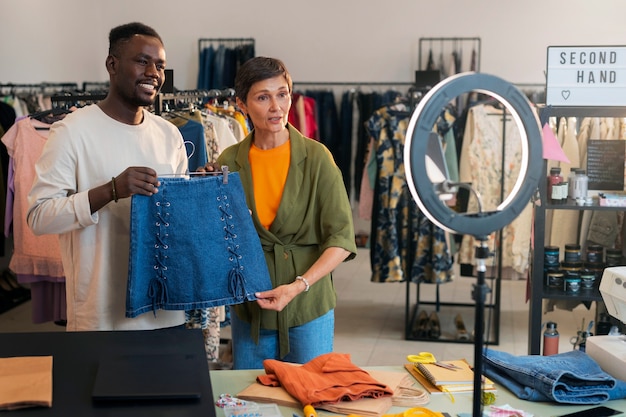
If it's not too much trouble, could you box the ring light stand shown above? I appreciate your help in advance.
[404,72,543,417]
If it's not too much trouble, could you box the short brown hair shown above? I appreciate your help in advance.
[234,57,293,104]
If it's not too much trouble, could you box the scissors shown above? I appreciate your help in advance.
[407,352,462,371]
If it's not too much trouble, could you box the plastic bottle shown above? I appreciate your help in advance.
[567,168,578,201]
[572,168,588,202]
[543,321,559,356]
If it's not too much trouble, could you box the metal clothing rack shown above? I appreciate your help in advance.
[50,91,107,108]
[198,37,255,56]
[154,89,236,115]
[293,81,414,87]
[418,37,482,73]
[82,81,109,92]
[0,82,80,95]
[197,38,255,91]
[405,103,506,346]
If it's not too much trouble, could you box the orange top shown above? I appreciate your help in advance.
[249,140,290,229]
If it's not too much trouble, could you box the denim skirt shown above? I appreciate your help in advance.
[126,173,271,318]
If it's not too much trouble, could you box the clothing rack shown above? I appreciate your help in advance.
[0,82,80,95]
[405,101,506,346]
[198,37,255,57]
[292,82,416,97]
[154,89,235,115]
[293,81,414,86]
[418,37,481,73]
[49,91,107,108]
[197,38,255,91]
[82,81,109,92]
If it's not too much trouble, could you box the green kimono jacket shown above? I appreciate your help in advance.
[217,123,357,358]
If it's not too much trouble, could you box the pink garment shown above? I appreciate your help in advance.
[1,118,65,278]
[288,93,305,133]
[288,93,318,140]
[302,96,318,140]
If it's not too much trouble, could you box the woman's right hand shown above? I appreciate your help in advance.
[254,281,304,312]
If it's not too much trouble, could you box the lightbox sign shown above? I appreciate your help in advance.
[546,45,626,106]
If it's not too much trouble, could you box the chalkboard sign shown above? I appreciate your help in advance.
[587,140,625,190]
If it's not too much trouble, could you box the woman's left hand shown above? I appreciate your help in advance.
[254,282,302,311]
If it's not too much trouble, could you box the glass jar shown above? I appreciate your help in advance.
[606,248,623,267]
[547,167,563,202]
[564,277,581,293]
[544,245,560,267]
[584,262,605,284]
[572,168,588,201]
[585,244,604,264]
[564,244,582,263]
[546,270,564,289]
[580,270,596,290]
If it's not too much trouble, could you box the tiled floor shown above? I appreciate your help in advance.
[0,248,596,368]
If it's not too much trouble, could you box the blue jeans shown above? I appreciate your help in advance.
[231,309,334,370]
[483,348,626,404]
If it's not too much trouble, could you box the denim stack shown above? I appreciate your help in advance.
[483,348,626,404]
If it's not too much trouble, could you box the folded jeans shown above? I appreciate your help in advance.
[482,348,626,404]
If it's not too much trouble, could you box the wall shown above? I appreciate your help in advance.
[2,0,625,90]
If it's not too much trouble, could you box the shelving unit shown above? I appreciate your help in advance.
[527,105,626,355]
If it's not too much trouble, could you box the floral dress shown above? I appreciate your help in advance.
[366,104,453,284]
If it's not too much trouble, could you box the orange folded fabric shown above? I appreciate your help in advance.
[0,356,53,410]
[257,352,393,406]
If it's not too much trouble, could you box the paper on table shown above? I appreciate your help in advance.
[0,356,53,410]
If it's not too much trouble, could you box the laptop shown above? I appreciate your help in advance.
[92,353,203,402]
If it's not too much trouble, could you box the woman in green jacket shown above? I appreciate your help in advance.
[217,57,357,369]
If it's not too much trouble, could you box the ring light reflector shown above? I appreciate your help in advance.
[404,72,543,237]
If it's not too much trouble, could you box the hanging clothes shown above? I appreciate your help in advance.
[0,100,17,258]
[2,116,66,323]
[548,117,580,250]
[366,103,454,284]
[162,111,208,171]
[457,103,534,278]
[197,40,255,90]
[288,92,318,140]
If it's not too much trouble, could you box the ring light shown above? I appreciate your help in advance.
[404,72,544,237]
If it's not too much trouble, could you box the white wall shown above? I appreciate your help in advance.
[2,0,626,90]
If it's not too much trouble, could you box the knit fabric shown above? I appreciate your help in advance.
[256,352,393,406]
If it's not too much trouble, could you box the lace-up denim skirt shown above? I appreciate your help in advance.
[126,173,271,318]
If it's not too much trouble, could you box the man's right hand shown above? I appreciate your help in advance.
[88,166,159,214]
[113,166,160,199]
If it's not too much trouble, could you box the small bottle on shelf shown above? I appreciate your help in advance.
[547,167,563,203]
[567,168,578,201]
[572,168,588,204]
